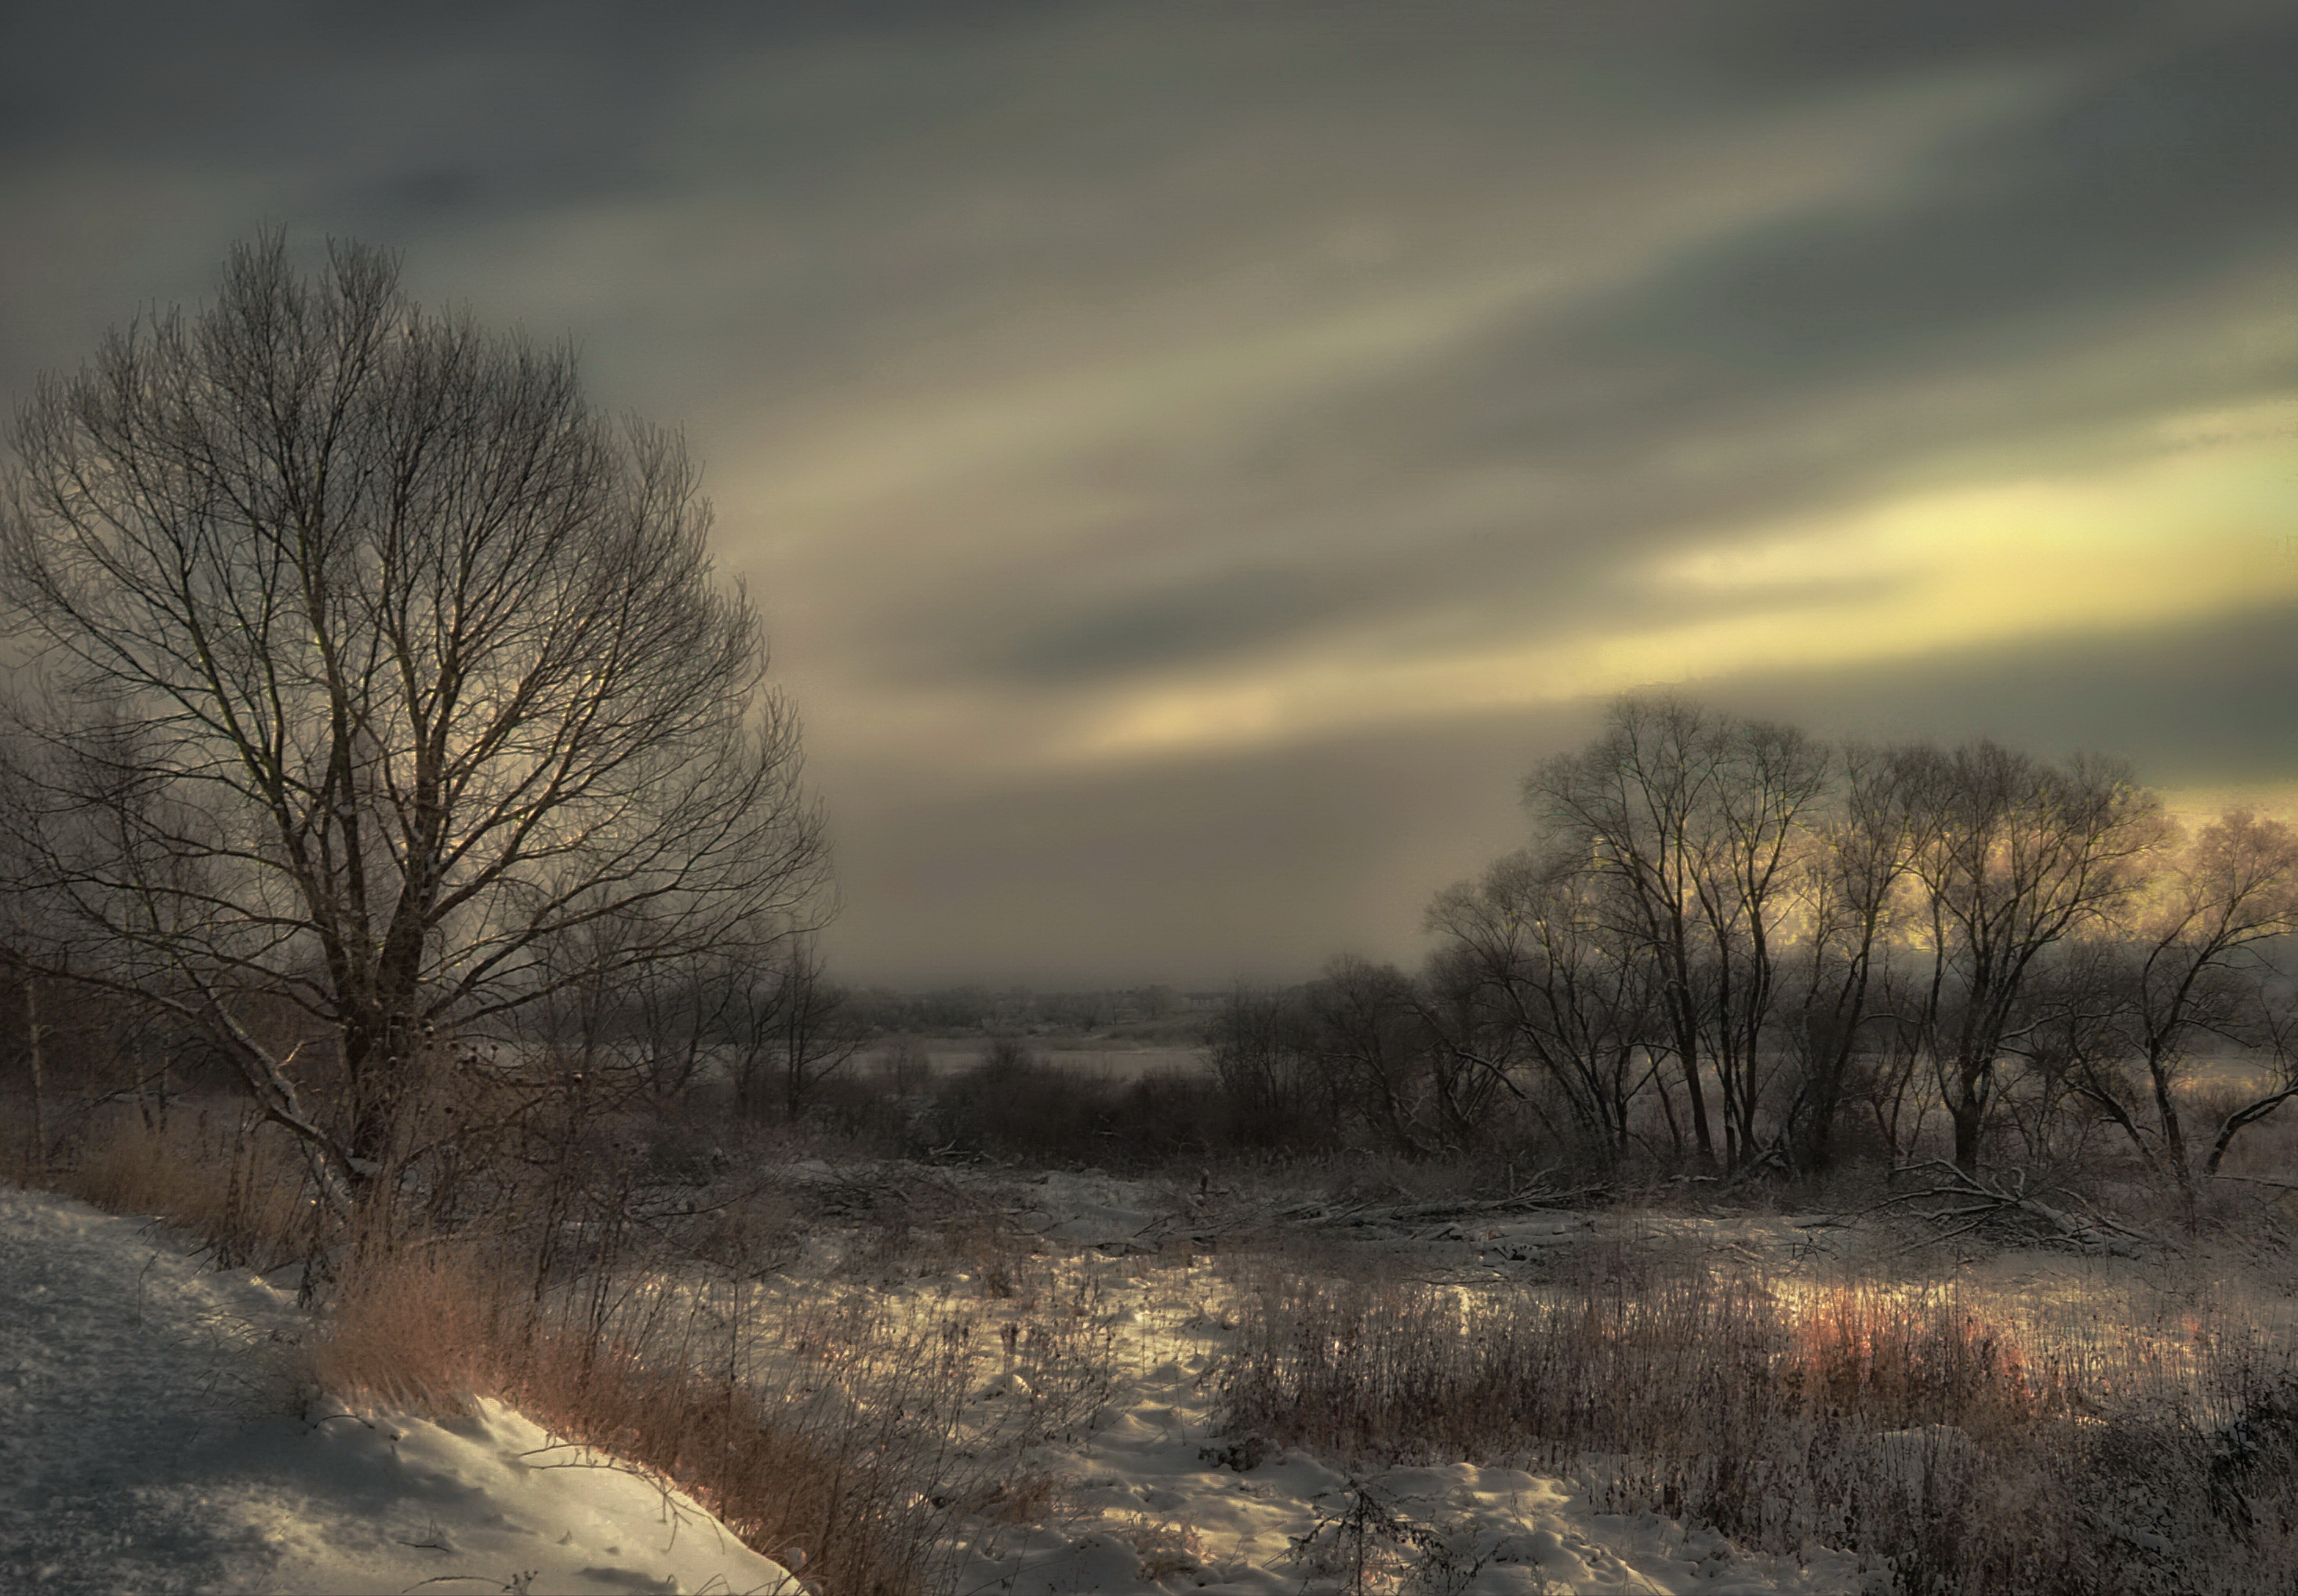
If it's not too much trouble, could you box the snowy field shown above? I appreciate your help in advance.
[12,1162,2279,1594]
[917,1045,1209,1082]
[0,1187,794,1596]
[0,1172,1880,1595]
[943,1183,1874,1594]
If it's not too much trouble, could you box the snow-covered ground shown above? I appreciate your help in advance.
[0,1187,794,1596]
[934,1172,1871,1595]
[960,1350,1874,1594]
[919,1045,1209,1082]
[0,1165,1947,1594]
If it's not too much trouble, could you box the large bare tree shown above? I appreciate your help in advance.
[0,236,827,1194]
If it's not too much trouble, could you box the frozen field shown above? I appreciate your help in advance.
[0,1174,1864,1594]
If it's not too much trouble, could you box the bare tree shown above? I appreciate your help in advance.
[1780,742,1921,1172]
[1527,696,1724,1163]
[1526,694,1827,1170]
[1304,957,1444,1158]
[732,936,867,1122]
[0,236,828,1198]
[1893,742,2162,1174]
[2039,812,2298,1202]
[1209,984,1338,1147]
[1426,848,1661,1165]
[1696,714,1831,1168]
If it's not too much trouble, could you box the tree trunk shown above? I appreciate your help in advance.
[1951,1060,1986,1174]
[2147,1049,2196,1221]
[25,976,45,1181]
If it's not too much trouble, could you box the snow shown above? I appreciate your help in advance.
[0,1166,1885,1594]
[944,1247,1875,1596]
[0,1187,794,1596]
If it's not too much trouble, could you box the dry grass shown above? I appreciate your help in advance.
[1216,1266,2298,1595]
[41,1103,318,1270]
[35,1104,1125,1595]
[308,1226,1118,1594]
[54,1099,2298,1594]
[1783,1285,2048,1434]
[309,1239,504,1412]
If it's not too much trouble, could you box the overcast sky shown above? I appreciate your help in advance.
[8,0,2298,987]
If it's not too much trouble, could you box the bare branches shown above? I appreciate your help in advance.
[0,234,828,1176]
[1420,693,2298,1192]
[1875,1159,2162,1254]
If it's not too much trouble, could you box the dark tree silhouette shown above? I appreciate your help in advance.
[0,236,827,1197]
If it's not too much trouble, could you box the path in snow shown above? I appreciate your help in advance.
[0,1187,793,1596]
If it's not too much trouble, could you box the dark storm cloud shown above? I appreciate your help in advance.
[1293,14,2298,603]
[0,1,1059,163]
[1000,569,1344,682]
[1709,0,2173,84]
[1571,17,2298,384]
[0,0,1056,378]
[807,2,2298,699]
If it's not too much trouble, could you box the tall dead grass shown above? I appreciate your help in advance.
[311,1234,1114,1595]
[40,1102,1118,1595]
[38,1103,318,1270]
[1216,1267,2298,1595]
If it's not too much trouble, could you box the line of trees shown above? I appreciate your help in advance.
[1218,696,2298,1194]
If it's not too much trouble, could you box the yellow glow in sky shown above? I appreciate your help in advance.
[1068,420,2298,762]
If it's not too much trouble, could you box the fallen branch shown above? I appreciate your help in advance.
[1874,1161,2165,1256]
[2209,1172,2298,1193]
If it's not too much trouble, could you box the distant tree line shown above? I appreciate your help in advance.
[1213,696,2298,1198]
[846,984,1198,1036]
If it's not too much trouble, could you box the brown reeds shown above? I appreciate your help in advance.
[310,1241,1111,1595]
[44,1103,318,1270]
[1215,1267,2298,1595]
[38,1100,1120,1595]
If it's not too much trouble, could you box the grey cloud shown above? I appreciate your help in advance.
[766,4,2298,703]
[1714,602,2298,787]
[1364,14,2298,519]
[827,604,2298,986]
[998,569,1344,682]
[965,505,1912,691]
[821,703,1580,987]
